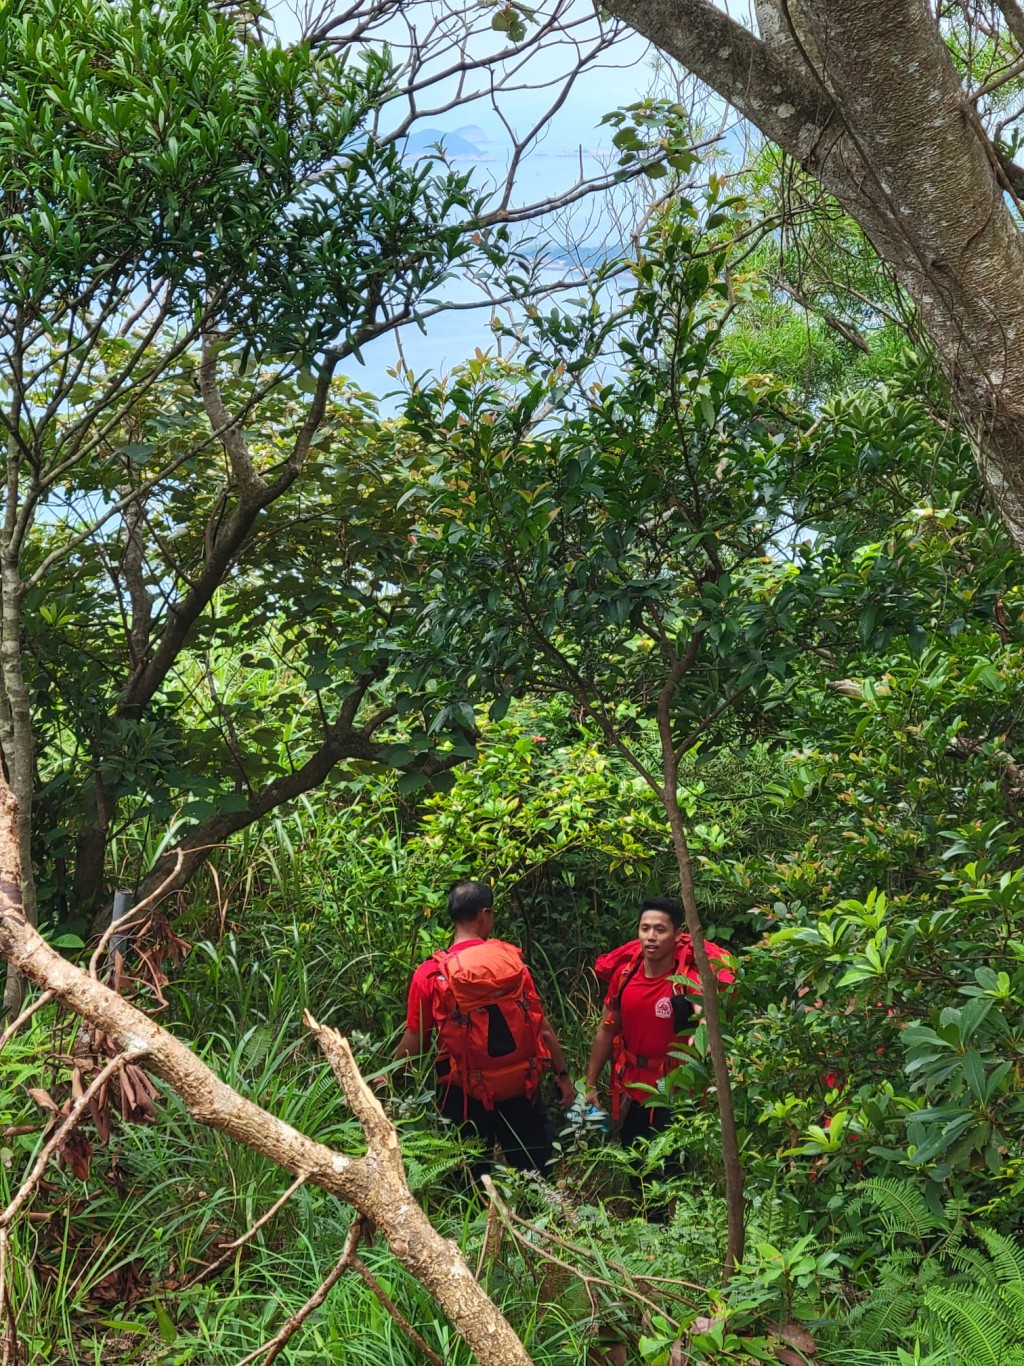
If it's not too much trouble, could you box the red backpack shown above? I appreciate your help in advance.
[430,940,550,1111]
[594,935,735,994]
[596,936,736,1119]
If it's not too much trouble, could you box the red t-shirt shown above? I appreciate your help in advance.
[606,963,692,1100]
[405,939,489,1037]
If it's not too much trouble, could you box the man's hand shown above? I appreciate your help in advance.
[583,1084,600,1108]
[555,1071,576,1110]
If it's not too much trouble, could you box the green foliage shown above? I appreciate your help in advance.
[0,0,478,360]
[12,100,1024,1363]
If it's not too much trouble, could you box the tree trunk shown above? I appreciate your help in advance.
[0,558,36,1015]
[73,772,115,928]
[0,773,536,1366]
[659,759,745,1272]
[603,0,1024,546]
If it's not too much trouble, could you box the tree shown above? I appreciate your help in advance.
[392,194,856,1270]
[599,0,1024,550]
[0,0,665,1009]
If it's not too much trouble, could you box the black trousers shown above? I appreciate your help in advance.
[618,1097,680,1222]
[440,1085,555,1177]
[619,1096,673,1148]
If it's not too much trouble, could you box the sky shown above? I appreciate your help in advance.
[271,0,675,393]
[267,0,756,395]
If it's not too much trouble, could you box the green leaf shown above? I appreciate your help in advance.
[154,1300,177,1345]
[397,772,427,796]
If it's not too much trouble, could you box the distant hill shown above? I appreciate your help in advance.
[404,125,489,160]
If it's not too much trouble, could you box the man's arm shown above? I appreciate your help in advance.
[539,1015,576,1110]
[394,1025,425,1061]
[584,1007,621,1108]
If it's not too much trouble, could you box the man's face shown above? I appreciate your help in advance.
[638,909,680,962]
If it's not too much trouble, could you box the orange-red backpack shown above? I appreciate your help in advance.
[430,940,550,1111]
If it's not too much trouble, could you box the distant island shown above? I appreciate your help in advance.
[404,125,490,160]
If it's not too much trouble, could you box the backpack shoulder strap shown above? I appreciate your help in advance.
[671,943,693,994]
[608,950,644,1010]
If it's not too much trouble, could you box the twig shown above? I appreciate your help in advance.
[0,989,53,1055]
[187,1173,310,1287]
[480,1176,675,1320]
[0,1050,145,1229]
[674,684,752,763]
[0,1227,15,1366]
[351,1256,446,1366]
[233,1216,366,1366]
[87,849,186,978]
[475,1197,502,1278]
[972,52,1024,101]
[483,1176,704,1307]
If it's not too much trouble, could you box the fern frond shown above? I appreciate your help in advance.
[924,1285,1014,1366]
[976,1227,1024,1284]
[872,1248,921,1282]
[951,1244,997,1285]
[857,1178,946,1240]
[847,1286,917,1350]
[1001,1282,1024,1321]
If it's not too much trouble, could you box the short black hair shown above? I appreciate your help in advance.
[448,880,494,923]
[640,895,683,930]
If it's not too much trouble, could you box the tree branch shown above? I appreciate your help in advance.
[996,0,1024,53]
[234,1216,367,1366]
[0,773,534,1366]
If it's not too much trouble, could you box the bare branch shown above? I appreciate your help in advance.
[0,1049,146,1230]
[306,1013,400,1159]
[234,1218,369,1366]
[0,988,53,1055]
[674,683,752,762]
[199,329,268,500]
[88,850,186,979]
[351,1255,447,1366]
[190,1174,310,1288]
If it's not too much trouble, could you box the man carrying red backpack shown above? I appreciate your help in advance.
[584,896,735,1158]
[395,880,575,1175]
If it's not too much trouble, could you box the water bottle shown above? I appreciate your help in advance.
[565,1100,609,1134]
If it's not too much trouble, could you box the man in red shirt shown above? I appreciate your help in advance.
[584,896,698,1156]
[395,880,575,1175]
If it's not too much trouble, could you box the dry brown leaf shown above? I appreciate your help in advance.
[768,1321,818,1357]
[774,1350,818,1366]
[26,1087,59,1115]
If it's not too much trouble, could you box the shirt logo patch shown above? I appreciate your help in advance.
[655,997,673,1019]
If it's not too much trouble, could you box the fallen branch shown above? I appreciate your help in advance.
[480,1175,671,1321]
[234,1216,367,1366]
[0,774,535,1366]
[188,1173,309,1287]
[350,1254,447,1366]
